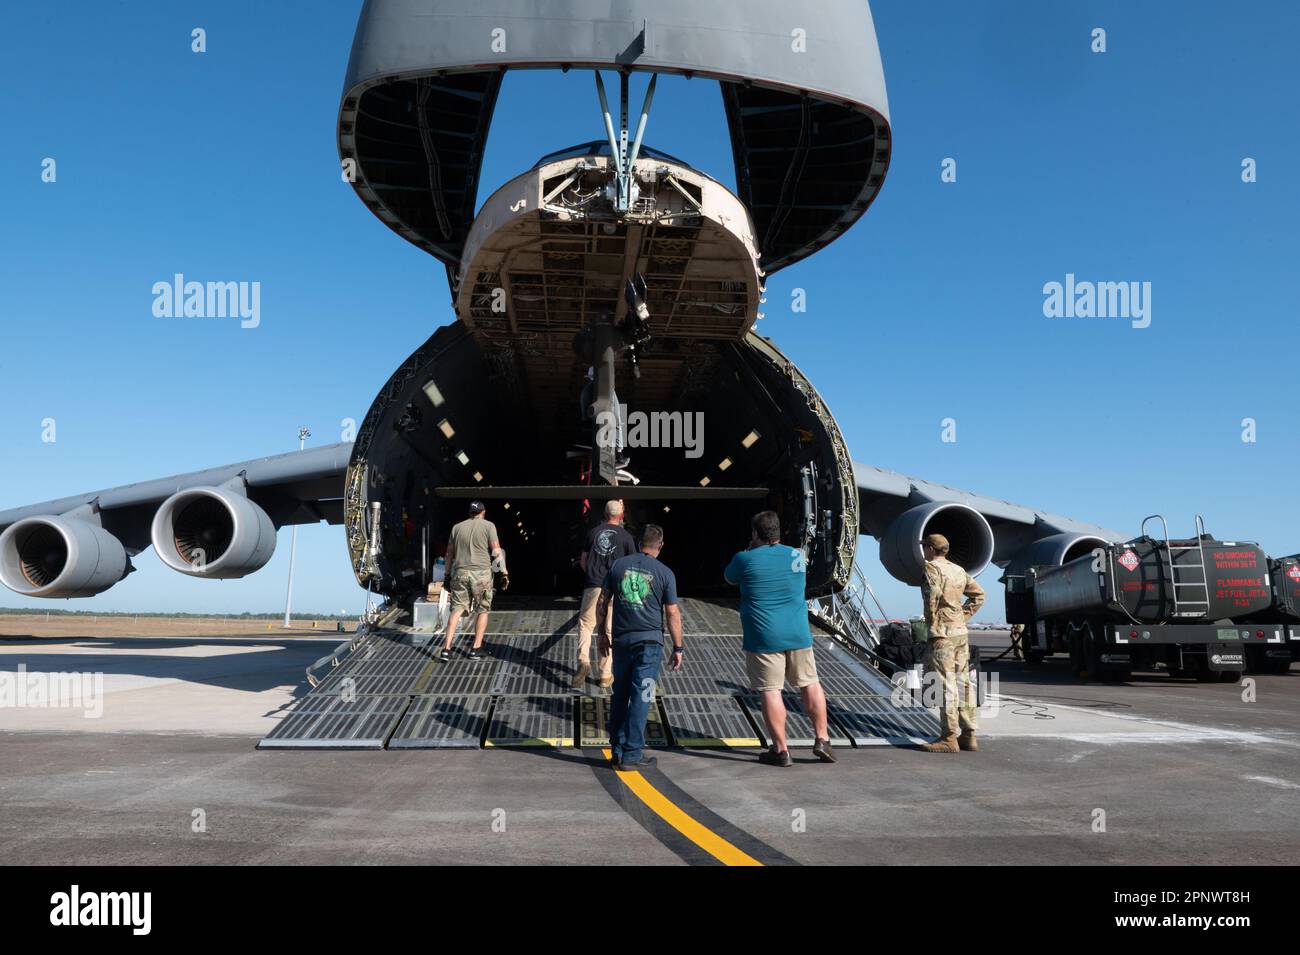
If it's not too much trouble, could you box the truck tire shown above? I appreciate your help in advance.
[1246,646,1292,675]
[1071,621,1105,681]
[1021,623,1044,665]
[1068,626,1087,679]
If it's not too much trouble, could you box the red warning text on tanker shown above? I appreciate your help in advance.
[1216,576,1268,607]
[1213,551,1259,570]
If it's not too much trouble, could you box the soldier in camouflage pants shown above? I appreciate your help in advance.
[918,533,985,752]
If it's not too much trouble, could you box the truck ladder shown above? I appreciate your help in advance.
[1141,514,1211,618]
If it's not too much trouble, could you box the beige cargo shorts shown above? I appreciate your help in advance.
[745,647,820,692]
[448,571,493,617]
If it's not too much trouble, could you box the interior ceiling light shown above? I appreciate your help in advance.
[700,476,711,487]
[438,419,455,439]
[473,472,483,482]
[456,451,469,465]
[422,380,446,407]
[742,430,760,449]
[718,457,732,471]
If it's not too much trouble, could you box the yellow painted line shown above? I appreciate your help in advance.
[601,748,762,867]
[675,737,760,748]
[484,738,573,747]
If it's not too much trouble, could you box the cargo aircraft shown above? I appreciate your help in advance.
[0,0,1117,612]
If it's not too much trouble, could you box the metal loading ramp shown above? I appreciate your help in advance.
[258,597,938,750]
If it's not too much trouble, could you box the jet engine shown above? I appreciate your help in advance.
[151,485,276,579]
[0,515,129,598]
[879,502,995,585]
[1005,532,1108,576]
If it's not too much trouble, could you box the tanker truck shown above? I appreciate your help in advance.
[1233,552,1300,674]
[1004,516,1278,682]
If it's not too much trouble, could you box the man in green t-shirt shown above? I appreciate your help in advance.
[441,501,504,661]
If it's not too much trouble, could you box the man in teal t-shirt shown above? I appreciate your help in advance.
[724,510,835,767]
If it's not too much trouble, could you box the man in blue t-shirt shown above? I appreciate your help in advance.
[724,510,835,767]
[597,523,683,769]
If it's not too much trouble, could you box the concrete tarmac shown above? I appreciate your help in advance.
[1,631,1296,865]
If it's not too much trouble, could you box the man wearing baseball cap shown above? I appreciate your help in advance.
[441,500,504,661]
[918,533,985,753]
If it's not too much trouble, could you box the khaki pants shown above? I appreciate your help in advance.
[923,635,977,740]
[576,586,613,679]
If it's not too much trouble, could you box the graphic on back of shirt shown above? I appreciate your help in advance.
[593,528,620,558]
[619,568,653,607]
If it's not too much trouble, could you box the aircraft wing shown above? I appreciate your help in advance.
[0,444,354,598]
[0,443,354,548]
[853,461,1123,584]
[0,440,1117,597]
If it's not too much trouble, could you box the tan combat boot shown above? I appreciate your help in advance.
[958,731,978,752]
[920,736,960,753]
[570,662,591,688]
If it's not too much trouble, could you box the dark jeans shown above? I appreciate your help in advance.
[608,640,663,763]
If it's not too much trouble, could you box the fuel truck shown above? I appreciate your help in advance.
[1234,552,1300,674]
[1004,516,1284,682]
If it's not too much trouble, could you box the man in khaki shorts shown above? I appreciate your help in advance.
[441,500,504,661]
[573,499,637,688]
[724,510,835,767]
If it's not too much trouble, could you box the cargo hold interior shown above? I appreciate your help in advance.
[350,322,849,597]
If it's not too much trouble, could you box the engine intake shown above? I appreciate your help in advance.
[151,486,276,579]
[0,516,129,598]
[879,502,995,585]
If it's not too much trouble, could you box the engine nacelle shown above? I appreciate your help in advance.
[879,502,995,585]
[0,516,129,598]
[1005,532,1109,577]
[151,486,276,579]
[1004,532,1115,625]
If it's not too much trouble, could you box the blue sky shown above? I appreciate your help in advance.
[2,1,1297,619]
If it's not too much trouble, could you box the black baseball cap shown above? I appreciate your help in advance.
[469,501,486,514]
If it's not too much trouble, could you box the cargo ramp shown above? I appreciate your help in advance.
[258,596,937,750]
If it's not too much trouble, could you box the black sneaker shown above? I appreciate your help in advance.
[812,738,837,763]
[468,648,483,661]
[758,748,792,768]
[617,756,657,771]
[438,649,452,662]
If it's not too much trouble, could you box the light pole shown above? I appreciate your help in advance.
[283,427,311,628]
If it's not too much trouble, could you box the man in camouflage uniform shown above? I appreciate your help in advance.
[919,533,985,753]
[1008,623,1026,662]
